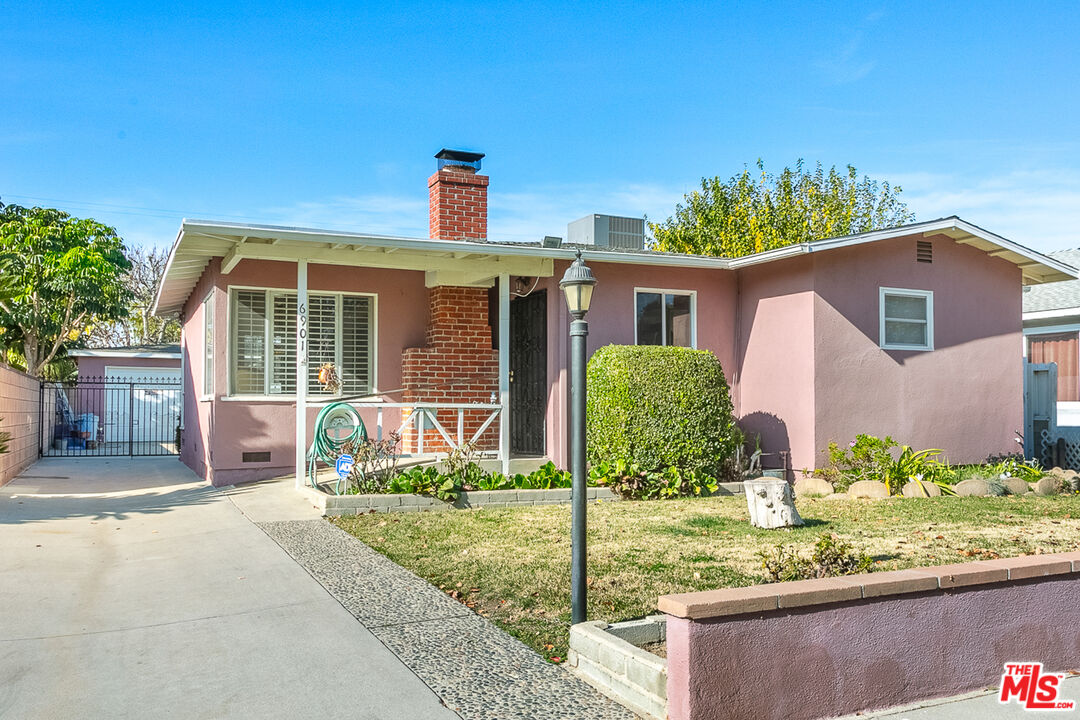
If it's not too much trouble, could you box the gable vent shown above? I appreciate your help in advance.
[916,240,933,263]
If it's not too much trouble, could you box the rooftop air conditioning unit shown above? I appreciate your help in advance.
[567,214,645,250]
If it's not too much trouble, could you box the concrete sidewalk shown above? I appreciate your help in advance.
[0,457,456,719]
[835,675,1080,719]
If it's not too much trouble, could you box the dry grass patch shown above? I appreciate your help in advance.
[331,494,1080,662]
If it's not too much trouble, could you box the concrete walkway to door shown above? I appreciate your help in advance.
[0,457,456,719]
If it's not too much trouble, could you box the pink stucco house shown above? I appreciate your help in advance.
[152,150,1076,487]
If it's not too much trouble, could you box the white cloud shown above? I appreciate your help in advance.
[894,169,1080,253]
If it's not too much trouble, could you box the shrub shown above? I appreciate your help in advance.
[818,434,897,492]
[586,345,737,477]
[758,534,873,582]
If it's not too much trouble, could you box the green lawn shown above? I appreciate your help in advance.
[331,494,1080,662]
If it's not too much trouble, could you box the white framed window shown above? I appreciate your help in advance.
[202,292,215,397]
[634,288,697,348]
[879,287,933,351]
[228,287,376,396]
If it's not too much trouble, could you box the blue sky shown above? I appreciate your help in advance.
[3,1,1079,251]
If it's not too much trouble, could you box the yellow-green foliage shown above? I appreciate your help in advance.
[649,160,913,258]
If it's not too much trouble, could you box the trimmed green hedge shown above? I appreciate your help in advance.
[586,345,737,476]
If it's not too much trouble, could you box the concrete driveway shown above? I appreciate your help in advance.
[0,457,456,720]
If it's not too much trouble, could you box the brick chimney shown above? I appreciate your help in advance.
[428,149,488,241]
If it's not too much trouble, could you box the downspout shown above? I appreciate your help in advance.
[733,270,742,419]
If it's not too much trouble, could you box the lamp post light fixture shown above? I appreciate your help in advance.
[560,250,597,626]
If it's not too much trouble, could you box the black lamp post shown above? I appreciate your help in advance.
[560,250,597,626]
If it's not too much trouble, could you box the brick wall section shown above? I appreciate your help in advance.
[401,286,498,452]
[0,364,40,486]
[428,166,488,241]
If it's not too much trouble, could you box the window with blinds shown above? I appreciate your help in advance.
[230,288,375,396]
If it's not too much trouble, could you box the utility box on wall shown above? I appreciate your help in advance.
[568,214,645,250]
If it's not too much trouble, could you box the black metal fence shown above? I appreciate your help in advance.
[40,376,182,457]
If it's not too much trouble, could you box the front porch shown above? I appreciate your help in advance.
[170,220,558,486]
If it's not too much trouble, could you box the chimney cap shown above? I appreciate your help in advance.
[435,148,484,171]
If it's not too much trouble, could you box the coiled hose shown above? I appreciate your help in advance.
[308,402,367,494]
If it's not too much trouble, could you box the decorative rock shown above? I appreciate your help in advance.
[955,478,991,497]
[848,480,890,499]
[744,478,804,529]
[794,477,834,497]
[902,480,942,497]
[1034,475,1063,496]
[1000,477,1031,496]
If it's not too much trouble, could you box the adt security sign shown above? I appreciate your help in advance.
[336,454,355,480]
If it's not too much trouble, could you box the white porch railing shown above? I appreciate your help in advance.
[339,401,505,459]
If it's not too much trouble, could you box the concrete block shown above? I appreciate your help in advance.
[595,638,627,676]
[514,490,550,502]
[369,495,403,507]
[606,616,663,646]
[626,656,667,699]
[569,621,607,657]
[574,656,665,720]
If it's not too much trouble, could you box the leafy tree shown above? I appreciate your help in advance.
[87,245,181,347]
[0,203,132,375]
[649,160,914,258]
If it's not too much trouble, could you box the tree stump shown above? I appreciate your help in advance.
[744,477,804,529]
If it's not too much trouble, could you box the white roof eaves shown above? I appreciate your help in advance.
[68,349,181,359]
[152,215,1077,317]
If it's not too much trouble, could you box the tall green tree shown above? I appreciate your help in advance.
[0,203,132,375]
[649,160,914,258]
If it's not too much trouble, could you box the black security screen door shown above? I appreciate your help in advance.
[510,290,547,456]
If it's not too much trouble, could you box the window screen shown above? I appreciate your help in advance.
[880,289,932,350]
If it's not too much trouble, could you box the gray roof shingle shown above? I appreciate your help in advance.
[1024,249,1080,313]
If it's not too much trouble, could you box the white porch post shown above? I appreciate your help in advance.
[499,273,511,475]
[295,259,309,489]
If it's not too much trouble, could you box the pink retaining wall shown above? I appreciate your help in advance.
[181,257,428,486]
[0,364,40,486]
[663,555,1080,720]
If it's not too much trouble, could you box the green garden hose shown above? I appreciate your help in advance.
[308,402,367,494]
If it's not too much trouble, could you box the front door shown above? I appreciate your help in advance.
[510,290,547,456]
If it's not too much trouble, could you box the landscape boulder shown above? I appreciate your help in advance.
[954,478,991,497]
[1000,477,1031,496]
[794,477,834,497]
[902,480,942,498]
[1034,475,1063,496]
[848,480,890,499]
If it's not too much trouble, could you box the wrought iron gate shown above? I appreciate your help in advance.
[40,376,183,457]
